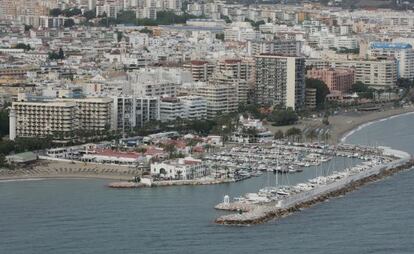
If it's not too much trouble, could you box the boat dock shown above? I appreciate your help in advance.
[215,147,413,225]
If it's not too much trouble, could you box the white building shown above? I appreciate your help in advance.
[368,42,414,80]
[195,81,238,118]
[160,97,183,122]
[151,157,208,180]
[224,22,259,42]
[112,96,160,132]
[180,96,207,120]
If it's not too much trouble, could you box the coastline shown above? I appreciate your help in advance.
[0,174,132,182]
[330,106,414,144]
[0,160,138,182]
[1,106,413,182]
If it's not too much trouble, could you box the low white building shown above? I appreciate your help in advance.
[151,157,208,180]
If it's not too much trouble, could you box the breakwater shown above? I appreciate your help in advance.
[215,150,413,225]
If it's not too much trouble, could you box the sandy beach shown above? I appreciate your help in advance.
[266,106,414,144]
[0,160,140,181]
[329,106,414,143]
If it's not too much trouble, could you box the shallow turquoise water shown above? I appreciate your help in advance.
[1,113,414,254]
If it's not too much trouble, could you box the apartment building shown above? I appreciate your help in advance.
[129,81,177,98]
[212,71,249,105]
[196,82,238,118]
[60,98,113,132]
[179,96,207,120]
[9,97,113,140]
[307,58,398,89]
[255,54,306,110]
[247,39,302,56]
[216,59,255,82]
[112,96,160,132]
[10,101,79,141]
[183,60,215,82]
[160,97,183,122]
[224,26,259,42]
[307,68,355,92]
[368,42,414,80]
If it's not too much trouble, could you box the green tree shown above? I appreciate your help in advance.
[83,10,96,20]
[285,127,302,141]
[0,108,10,137]
[222,15,232,23]
[352,81,370,93]
[49,8,62,17]
[306,129,318,142]
[64,19,75,27]
[24,24,33,32]
[306,78,330,109]
[396,78,413,88]
[164,143,177,158]
[14,43,31,51]
[215,33,224,41]
[274,130,284,140]
[139,27,153,34]
[116,31,123,42]
[351,82,374,99]
[269,108,298,126]
[62,8,82,17]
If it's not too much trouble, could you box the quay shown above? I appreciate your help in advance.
[108,177,235,188]
[215,147,413,225]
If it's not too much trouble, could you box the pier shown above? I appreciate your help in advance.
[215,147,413,225]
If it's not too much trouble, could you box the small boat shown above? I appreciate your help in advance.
[251,171,263,177]
[277,190,289,196]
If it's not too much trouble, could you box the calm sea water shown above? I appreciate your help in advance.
[1,114,414,254]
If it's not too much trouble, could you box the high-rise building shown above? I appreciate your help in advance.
[59,98,113,131]
[9,97,113,141]
[368,42,414,80]
[255,54,305,110]
[195,82,238,118]
[10,101,79,141]
[112,96,160,133]
[211,71,249,105]
[247,39,302,56]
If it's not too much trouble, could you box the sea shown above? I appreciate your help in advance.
[1,113,414,254]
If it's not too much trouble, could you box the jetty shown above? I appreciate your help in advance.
[215,147,413,225]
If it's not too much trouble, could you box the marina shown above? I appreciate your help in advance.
[215,146,413,225]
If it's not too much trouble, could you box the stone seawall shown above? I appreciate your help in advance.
[215,158,414,225]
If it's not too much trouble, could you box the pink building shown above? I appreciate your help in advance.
[307,68,355,92]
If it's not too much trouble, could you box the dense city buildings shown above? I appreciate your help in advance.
[1,0,413,140]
